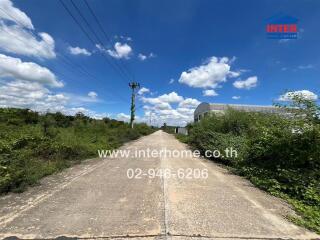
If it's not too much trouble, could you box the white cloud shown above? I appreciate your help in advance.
[233,76,258,90]
[141,92,199,126]
[178,98,200,108]
[0,1,55,59]
[0,0,34,29]
[232,96,241,100]
[0,23,56,59]
[157,92,184,103]
[0,79,101,116]
[202,89,218,97]
[138,87,150,95]
[0,80,63,111]
[116,113,131,122]
[169,78,174,84]
[115,35,132,42]
[298,64,314,70]
[0,53,63,87]
[138,52,155,61]
[68,46,91,56]
[88,91,97,98]
[178,56,239,89]
[149,108,193,127]
[107,42,132,59]
[142,92,183,105]
[138,53,147,61]
[278,90,318,101]
[155,102,172,110]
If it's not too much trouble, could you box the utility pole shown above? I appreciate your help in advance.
[149,112,152,126]
[129,82,140,129]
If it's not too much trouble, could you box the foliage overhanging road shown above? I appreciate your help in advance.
[0,131,318,239]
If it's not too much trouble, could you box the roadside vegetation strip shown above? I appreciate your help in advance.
[0,108,155,194]
[175,96,320,234]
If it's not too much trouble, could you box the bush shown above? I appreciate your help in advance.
[182,98,320,233]
[188,110,250,164]
[0,108,155,194]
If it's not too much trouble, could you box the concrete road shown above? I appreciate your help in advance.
[0,130,318,240]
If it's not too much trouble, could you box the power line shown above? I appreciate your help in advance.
[0,7,129,104]
[70,0,134,82]
[0,7,94,81]
[59,0,97,44]
[82,0,134,81]
[60,0,133,86]
[0,7,92,80]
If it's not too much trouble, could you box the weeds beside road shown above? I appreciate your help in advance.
[0,108,155,194]
[177,97,320,234]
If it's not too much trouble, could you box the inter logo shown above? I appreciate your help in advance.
[266,14,298,39]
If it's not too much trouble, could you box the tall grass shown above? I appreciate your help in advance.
[0,108,155,193]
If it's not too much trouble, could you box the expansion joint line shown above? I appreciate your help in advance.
[160,131,170,239]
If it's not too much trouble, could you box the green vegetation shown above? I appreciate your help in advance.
[179,97,320,233]
[161,123,176,134]
[175,133,189,143]
[0,108,155,194]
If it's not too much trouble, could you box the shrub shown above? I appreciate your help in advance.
[0,108,155,194]
[183,98,320,233]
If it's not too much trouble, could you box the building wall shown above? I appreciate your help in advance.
[175,127,188,135]
[194,102,211,122]
[194,102,283,122]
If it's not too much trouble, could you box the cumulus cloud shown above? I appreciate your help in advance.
[142,92,183,105]
[203,89,218,97]
[69,46,91,56]
[107,42,132,59]
[147,108,193,127]
[278,90,318,101]
[88,91,97,98]
[233,76,258,89]
[116,113,131,122]
[178,56,239,89]
[141,92,200,126]
[178,98,200,108]
[0,53,63,87]
[138,87,150,95]
[154,102,172,110]
[0,24,56,59]
[0,1,55,59]
[169,78,174,84]
[138,53,147,61]
[0,80,63,111]
[232,96,241,100]
[0,0,34,29]
[0,79,101,116]
[138,52,155,61]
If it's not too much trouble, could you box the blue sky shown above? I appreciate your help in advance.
[0,0,319,126]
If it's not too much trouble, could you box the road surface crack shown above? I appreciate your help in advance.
[3,233,316,240]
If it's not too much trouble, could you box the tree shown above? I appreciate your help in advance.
[41,114,56,137]
[276,95,320,124]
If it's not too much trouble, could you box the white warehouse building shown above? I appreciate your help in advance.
[194,102,283,122]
